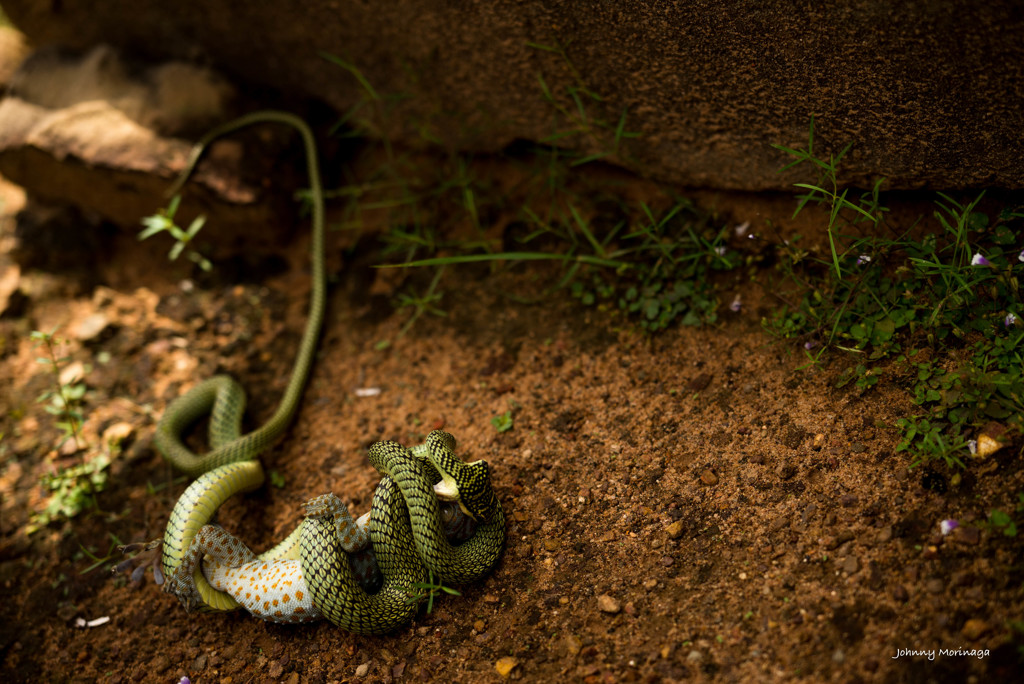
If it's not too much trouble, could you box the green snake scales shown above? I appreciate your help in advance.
[145,111,505,633]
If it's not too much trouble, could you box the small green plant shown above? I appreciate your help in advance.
[30,329,84,450]
[405,570,461,613]
[139,195,213,271]
[268,470,286,489]
[987,493,1024,537]
[78,533,126,574]
[27,452,111,533]
[771,115,884,279]
[528,40,641,167]
[491,410,514,433]
[24,333,128,532]
[383,197,742,331]
[394,266,448,339]
[566,200,740,330]
[26,422,133,532]
[895,415,971,469]
[766,118,1024,470]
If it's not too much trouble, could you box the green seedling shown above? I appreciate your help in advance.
[394,266,448,339]
[987,493,1024,537]
[772,115,883,279]
[382,196,741,331]
[528,40,641,166]
[30,329,84,450]
[491,410,514,433]
[406,569,461,614]
[27,452,111,533]
[139,194,213,271]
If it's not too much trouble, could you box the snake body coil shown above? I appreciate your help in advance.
[152,112,504,632]
[302,436,505,633]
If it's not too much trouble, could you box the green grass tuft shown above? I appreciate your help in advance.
[766,118,1024,470]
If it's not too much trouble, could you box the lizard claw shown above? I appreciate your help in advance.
[113,539,164,585]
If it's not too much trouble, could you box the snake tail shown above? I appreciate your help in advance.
[155,111,326,478]
[157,111,327,611]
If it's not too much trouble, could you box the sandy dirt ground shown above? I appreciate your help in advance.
[0,145,1022,684]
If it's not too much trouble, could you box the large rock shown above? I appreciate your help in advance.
[3,0,1024,191]
[0,44,295,248]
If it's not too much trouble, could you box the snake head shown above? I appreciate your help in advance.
[425,431,498,523]
[452,460,499,523]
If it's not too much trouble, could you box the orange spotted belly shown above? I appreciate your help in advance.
[205,558,320,623]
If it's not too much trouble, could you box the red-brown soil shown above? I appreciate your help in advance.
[1,157,1022,684]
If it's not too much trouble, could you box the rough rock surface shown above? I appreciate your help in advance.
[4,0,1024,191]
[0,44,296,246]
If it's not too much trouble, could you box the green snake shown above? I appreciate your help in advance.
[150,111,505,632]
[302,431,506,633]
[155,111,327,611]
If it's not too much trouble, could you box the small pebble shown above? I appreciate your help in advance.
[494,657,519,678]
[840,557,859,574]
[665,521,684,539]
[355,662,370,677]
[961,619,990,640]
[565,634,582,656]
[975,433,1003,458]
[643,579,658,590]
[948,571,970,588]
[700,469,719,486]
[686,650,703,663]
[474,620,486,632]
[952,526,981,545]
[811,433,825,450]
[75,313,111,341]
[102,422,134,446]
[59,361,86,386]
[875,526,893,544]
[597,594,621,614]
[543,539,560,552]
